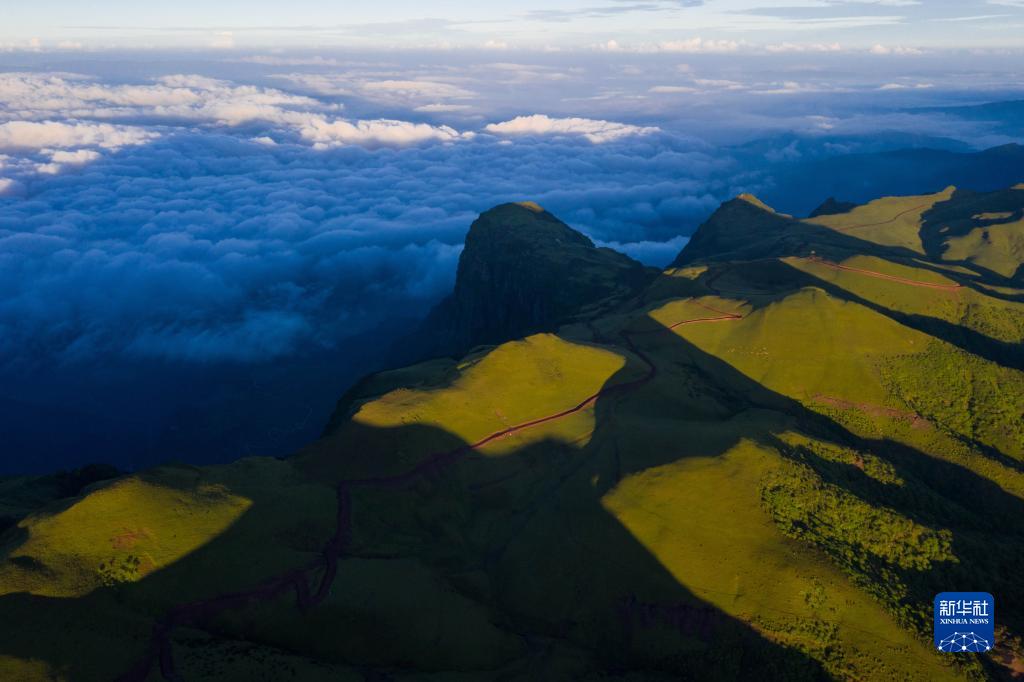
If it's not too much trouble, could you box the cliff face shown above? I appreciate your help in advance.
[431,202,656,351]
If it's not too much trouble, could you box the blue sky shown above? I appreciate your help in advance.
[4,0,1024,51]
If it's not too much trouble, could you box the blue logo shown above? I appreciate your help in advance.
[934,592,994,652]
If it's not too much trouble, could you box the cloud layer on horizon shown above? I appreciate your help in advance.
[2,56,1022,370]
[0,129,716,366]
[0,72,727,367]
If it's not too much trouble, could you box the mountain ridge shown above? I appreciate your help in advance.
[2,182,1024,681]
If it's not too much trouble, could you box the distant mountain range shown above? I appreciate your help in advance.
[2,181,1024,680]
[912,99,1024,134]
[763,143,1024,217]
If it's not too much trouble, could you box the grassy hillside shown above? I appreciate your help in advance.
[941,217,1024,279]
[919,186,1024,282]
[2,187,1023,680]
[804,188,955,254]
[0,458,338,680]
[0,464,119,532]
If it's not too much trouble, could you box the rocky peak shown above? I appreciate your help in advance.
[425,202,656,353]
[808,197,858,218]
[672,193,797,266]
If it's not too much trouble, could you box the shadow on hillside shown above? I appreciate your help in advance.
[1,287,1023,679]
[918,187,1024,274]
[713,254,1024,378]
[0,344,828,679]
[692,198,1024,304]
[690,252,1024,489]
[805,200,1024,301]
[687,206,1024,378]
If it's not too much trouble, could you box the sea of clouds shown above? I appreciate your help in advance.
[0,68,740,366]
[1,49,1022,471]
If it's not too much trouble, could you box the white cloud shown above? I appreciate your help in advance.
[265,73,354,97]
[932,14,1011,22]
[361,79,474,100]
[0,121,158,151]
[271,73,475,104]
[597,37,855,56]
[37,148,104,173]
[651,79,748,95]
[649,85,699,94]
[49,149,103,164]
[210,32,236,50]
[752,81,844,96]
[414,103,475,113]
[0,121,723,369]
[299,117,470,148]
[600,38,742,54]
[869,44,925,55]
[0,72,479,167]
[484,114,659,143]
[236,55,342,67]
[0,177,20,196]
[471,62,576,85]
[694,79,747,91]
[656,38,742,54]
[765,42,842,53]
[0,72,333,127]
[878,82,934,90]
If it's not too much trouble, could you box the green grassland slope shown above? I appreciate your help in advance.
[2,188,1023,681]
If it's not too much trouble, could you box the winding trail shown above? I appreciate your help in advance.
[114,199,978,681]
[804,202,966,291]
[118,300,744,682]
[803,256,962,291]
[818,203,931,232]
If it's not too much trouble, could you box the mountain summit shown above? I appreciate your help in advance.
[426,202,655,352]
[809,197,858,218]
[672,193,800,266]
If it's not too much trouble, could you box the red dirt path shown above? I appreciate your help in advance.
[804,256,962,291]
[117,201,976,680]
[118,302,743,682]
